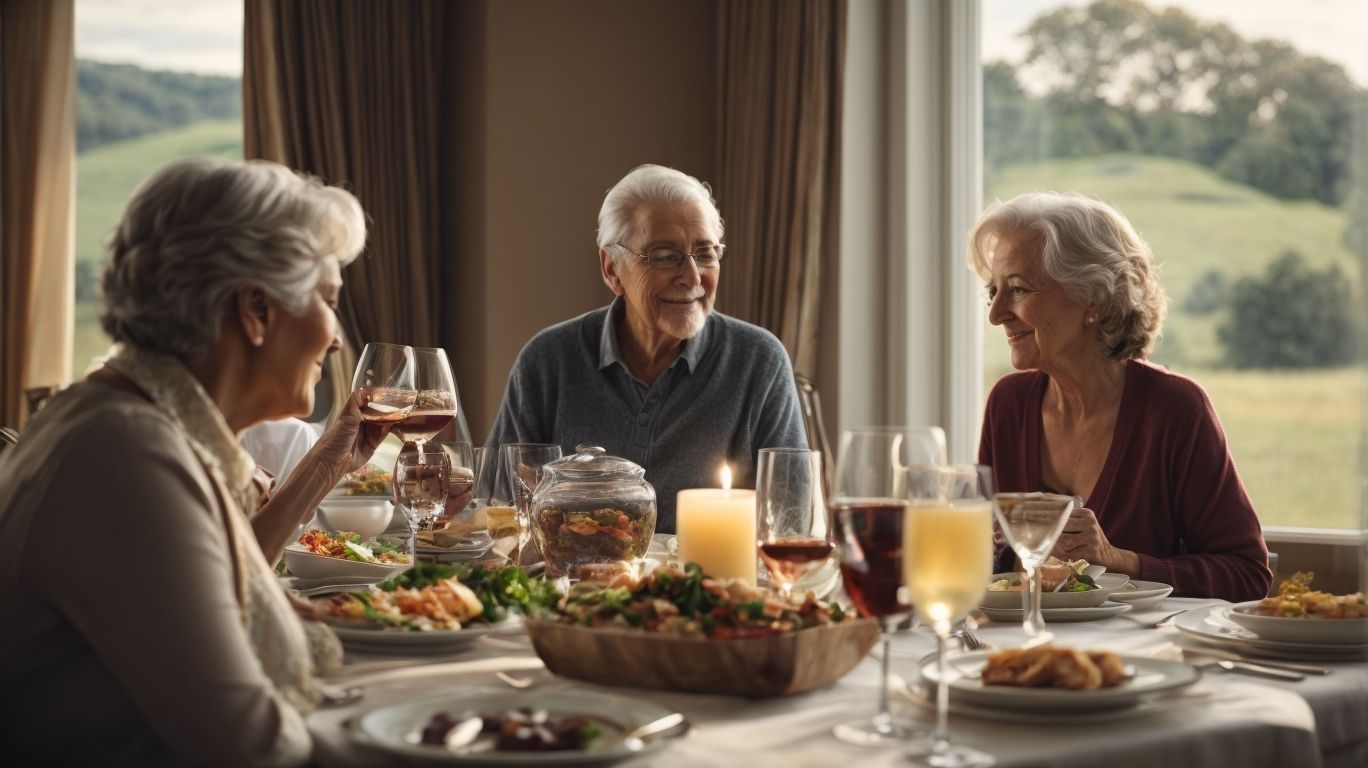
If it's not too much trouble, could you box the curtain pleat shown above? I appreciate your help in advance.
[242,0,445,352]
[1,0,75,428]
[715,0,844,379]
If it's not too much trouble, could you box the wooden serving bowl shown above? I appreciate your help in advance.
[524,617,880,698]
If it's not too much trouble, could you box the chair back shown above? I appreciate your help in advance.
[0,426,19,458]
[793,374,833,500]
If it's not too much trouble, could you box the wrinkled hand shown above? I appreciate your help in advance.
[1050,507,1140,576]
[311,390,392,481]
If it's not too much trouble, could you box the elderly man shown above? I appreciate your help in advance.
[486,164,807,532]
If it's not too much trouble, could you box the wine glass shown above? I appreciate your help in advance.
[394,443,451,530]
[437,441,476,520]
[830,426,943,747]
[993,492,1075,646]
[496,443,563,566]
[351,343,417,424]
[394,347,459,454]
[904,464,995,768]
[756,448,832,601]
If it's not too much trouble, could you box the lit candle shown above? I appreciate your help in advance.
[676,464,758,584]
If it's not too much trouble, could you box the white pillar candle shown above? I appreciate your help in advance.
[677,465,757,584]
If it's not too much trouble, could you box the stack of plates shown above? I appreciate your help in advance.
[1173,603,1368,661]
[1108,580,1175,611]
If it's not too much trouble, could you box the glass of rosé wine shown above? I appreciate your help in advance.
[756,448,832,601]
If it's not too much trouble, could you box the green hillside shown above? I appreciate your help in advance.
[983,154,1357,376]
[76,119,242,266]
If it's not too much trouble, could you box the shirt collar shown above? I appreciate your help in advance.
[597,296,712,375]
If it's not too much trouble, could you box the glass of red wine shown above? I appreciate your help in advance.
[756,448,832,601]
[831,426,944,747]
[351,342,417,424]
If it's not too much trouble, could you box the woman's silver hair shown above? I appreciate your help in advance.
[99,157,366,362]
[966,191,1167,360]
[596,164,724,259]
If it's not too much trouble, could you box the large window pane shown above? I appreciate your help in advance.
[982,0,1366,529]
[73,0,242,374]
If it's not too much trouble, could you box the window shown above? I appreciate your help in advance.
[981,0,1367,530]
[73,0,242,373]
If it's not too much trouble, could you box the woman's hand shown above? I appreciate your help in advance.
[311,390,392,482]
[1051,507,1142,576]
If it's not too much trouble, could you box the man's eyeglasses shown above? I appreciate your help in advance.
[615,243,726,270]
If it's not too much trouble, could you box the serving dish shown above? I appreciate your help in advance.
[980,572,1112,609]
[1173,604,1368,661]
[283,544,411,580]
[1226,601,1368,644]
[525,617,879,697]
[316,497,395,542]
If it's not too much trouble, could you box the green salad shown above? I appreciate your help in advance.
[378,562,560,624]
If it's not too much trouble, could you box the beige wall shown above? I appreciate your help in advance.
[448,0,718,442]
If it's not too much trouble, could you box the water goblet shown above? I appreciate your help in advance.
[496,443,563,565]
[395,444,451,531]
[904,464,995,768]
[756,448,832,601]
[992,492,1075,645]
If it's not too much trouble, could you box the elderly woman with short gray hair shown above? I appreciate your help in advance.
[971,192,1271,602]
[0,157,389,765]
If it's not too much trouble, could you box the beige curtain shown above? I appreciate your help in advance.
[1,0,75,428]
[715,0,845,379]
[242,0,446,349]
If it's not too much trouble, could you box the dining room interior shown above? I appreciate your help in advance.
[1,0,1366,766]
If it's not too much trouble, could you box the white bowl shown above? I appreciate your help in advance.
[1226,601,1368,644]
[283,544,411,580]
[315,498,395,542]
[980,572,1112,609]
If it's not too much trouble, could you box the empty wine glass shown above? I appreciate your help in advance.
[496,443,562,565]
[351,343,416,424]
[993,492,1075,646]
[756,448,831,601]
[437,441,476,520]
[905,464,995,768]
[395,443,450,530]
[830,426,943,747]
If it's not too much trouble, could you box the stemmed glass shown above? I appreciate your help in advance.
[904,464,995,768]
[394,443,450,530]
[496,443,563,566]
[993,493,1075,646]
[830,426,943,747]
[394,347,459,453]
[437,441,476,519]
[756,448,832,601]
[351,343,416,424]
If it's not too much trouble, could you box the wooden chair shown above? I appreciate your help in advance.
[793,374,833,500]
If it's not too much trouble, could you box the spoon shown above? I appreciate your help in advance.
[600,712,687,751]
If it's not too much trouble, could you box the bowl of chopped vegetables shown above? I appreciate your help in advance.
[524,563,878,697]
[284,529,413,580]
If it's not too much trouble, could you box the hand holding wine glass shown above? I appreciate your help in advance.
[756,448,832,601]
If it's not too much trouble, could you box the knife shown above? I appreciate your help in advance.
[1185,649,1330,676]
[1214,660,1305,681]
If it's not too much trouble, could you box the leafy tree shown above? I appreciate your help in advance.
[76,60,240,152]
[1183,269,1228,315]
[1217,251,1357,368]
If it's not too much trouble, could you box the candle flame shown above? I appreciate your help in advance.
[720,463,732,491]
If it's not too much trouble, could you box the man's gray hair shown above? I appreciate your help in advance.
[966,191,1167,360]
[99,157,366,362]
[596,164,724,259]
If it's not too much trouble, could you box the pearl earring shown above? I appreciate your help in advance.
[1086,316,1096,325]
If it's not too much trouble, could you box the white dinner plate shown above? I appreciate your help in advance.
[283,544,412,580]
[978,600,1132,623]
[352,688,683,765]
[1173,604,1368,660]
[980,573,1111,610]
[905,683,1178,725]
[917,650,1200,714]
[1108,580,1174,611]
[1225,601,1368,644]
[328,618,523,655]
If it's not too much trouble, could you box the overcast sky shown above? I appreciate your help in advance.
[984,0,1368,87]
[75,0,1367,88]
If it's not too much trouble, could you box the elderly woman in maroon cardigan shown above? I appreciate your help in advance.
[970,192,1271,602]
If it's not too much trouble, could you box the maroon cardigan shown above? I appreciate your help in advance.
[979,359,1272,602]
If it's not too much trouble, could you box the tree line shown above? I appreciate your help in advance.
[77,60,240,152]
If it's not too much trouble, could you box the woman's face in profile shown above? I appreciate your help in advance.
[258,258,344,418]
[985,237,1091,373]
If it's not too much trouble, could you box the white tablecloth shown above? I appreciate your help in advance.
[309,598,1367,768]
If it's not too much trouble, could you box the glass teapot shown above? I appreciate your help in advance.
[530,444,657,578]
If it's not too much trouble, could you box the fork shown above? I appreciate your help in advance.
[1121,608,1186,629]
[956,628,992,651]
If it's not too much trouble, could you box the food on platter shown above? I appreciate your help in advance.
[336,464,392,496]
[296,529,410,565]
[419,708,603,752]
[1252,572,1367,619]
[415,515,489,549]
[549,562,848,639]
[317,562,558,630]
[980,646,1129,690]
[988,557,1097,593]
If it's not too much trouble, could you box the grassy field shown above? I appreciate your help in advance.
[983,155,1362,530]
[73,119,243,371]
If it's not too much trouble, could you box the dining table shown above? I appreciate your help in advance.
[307,595,1368,768]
